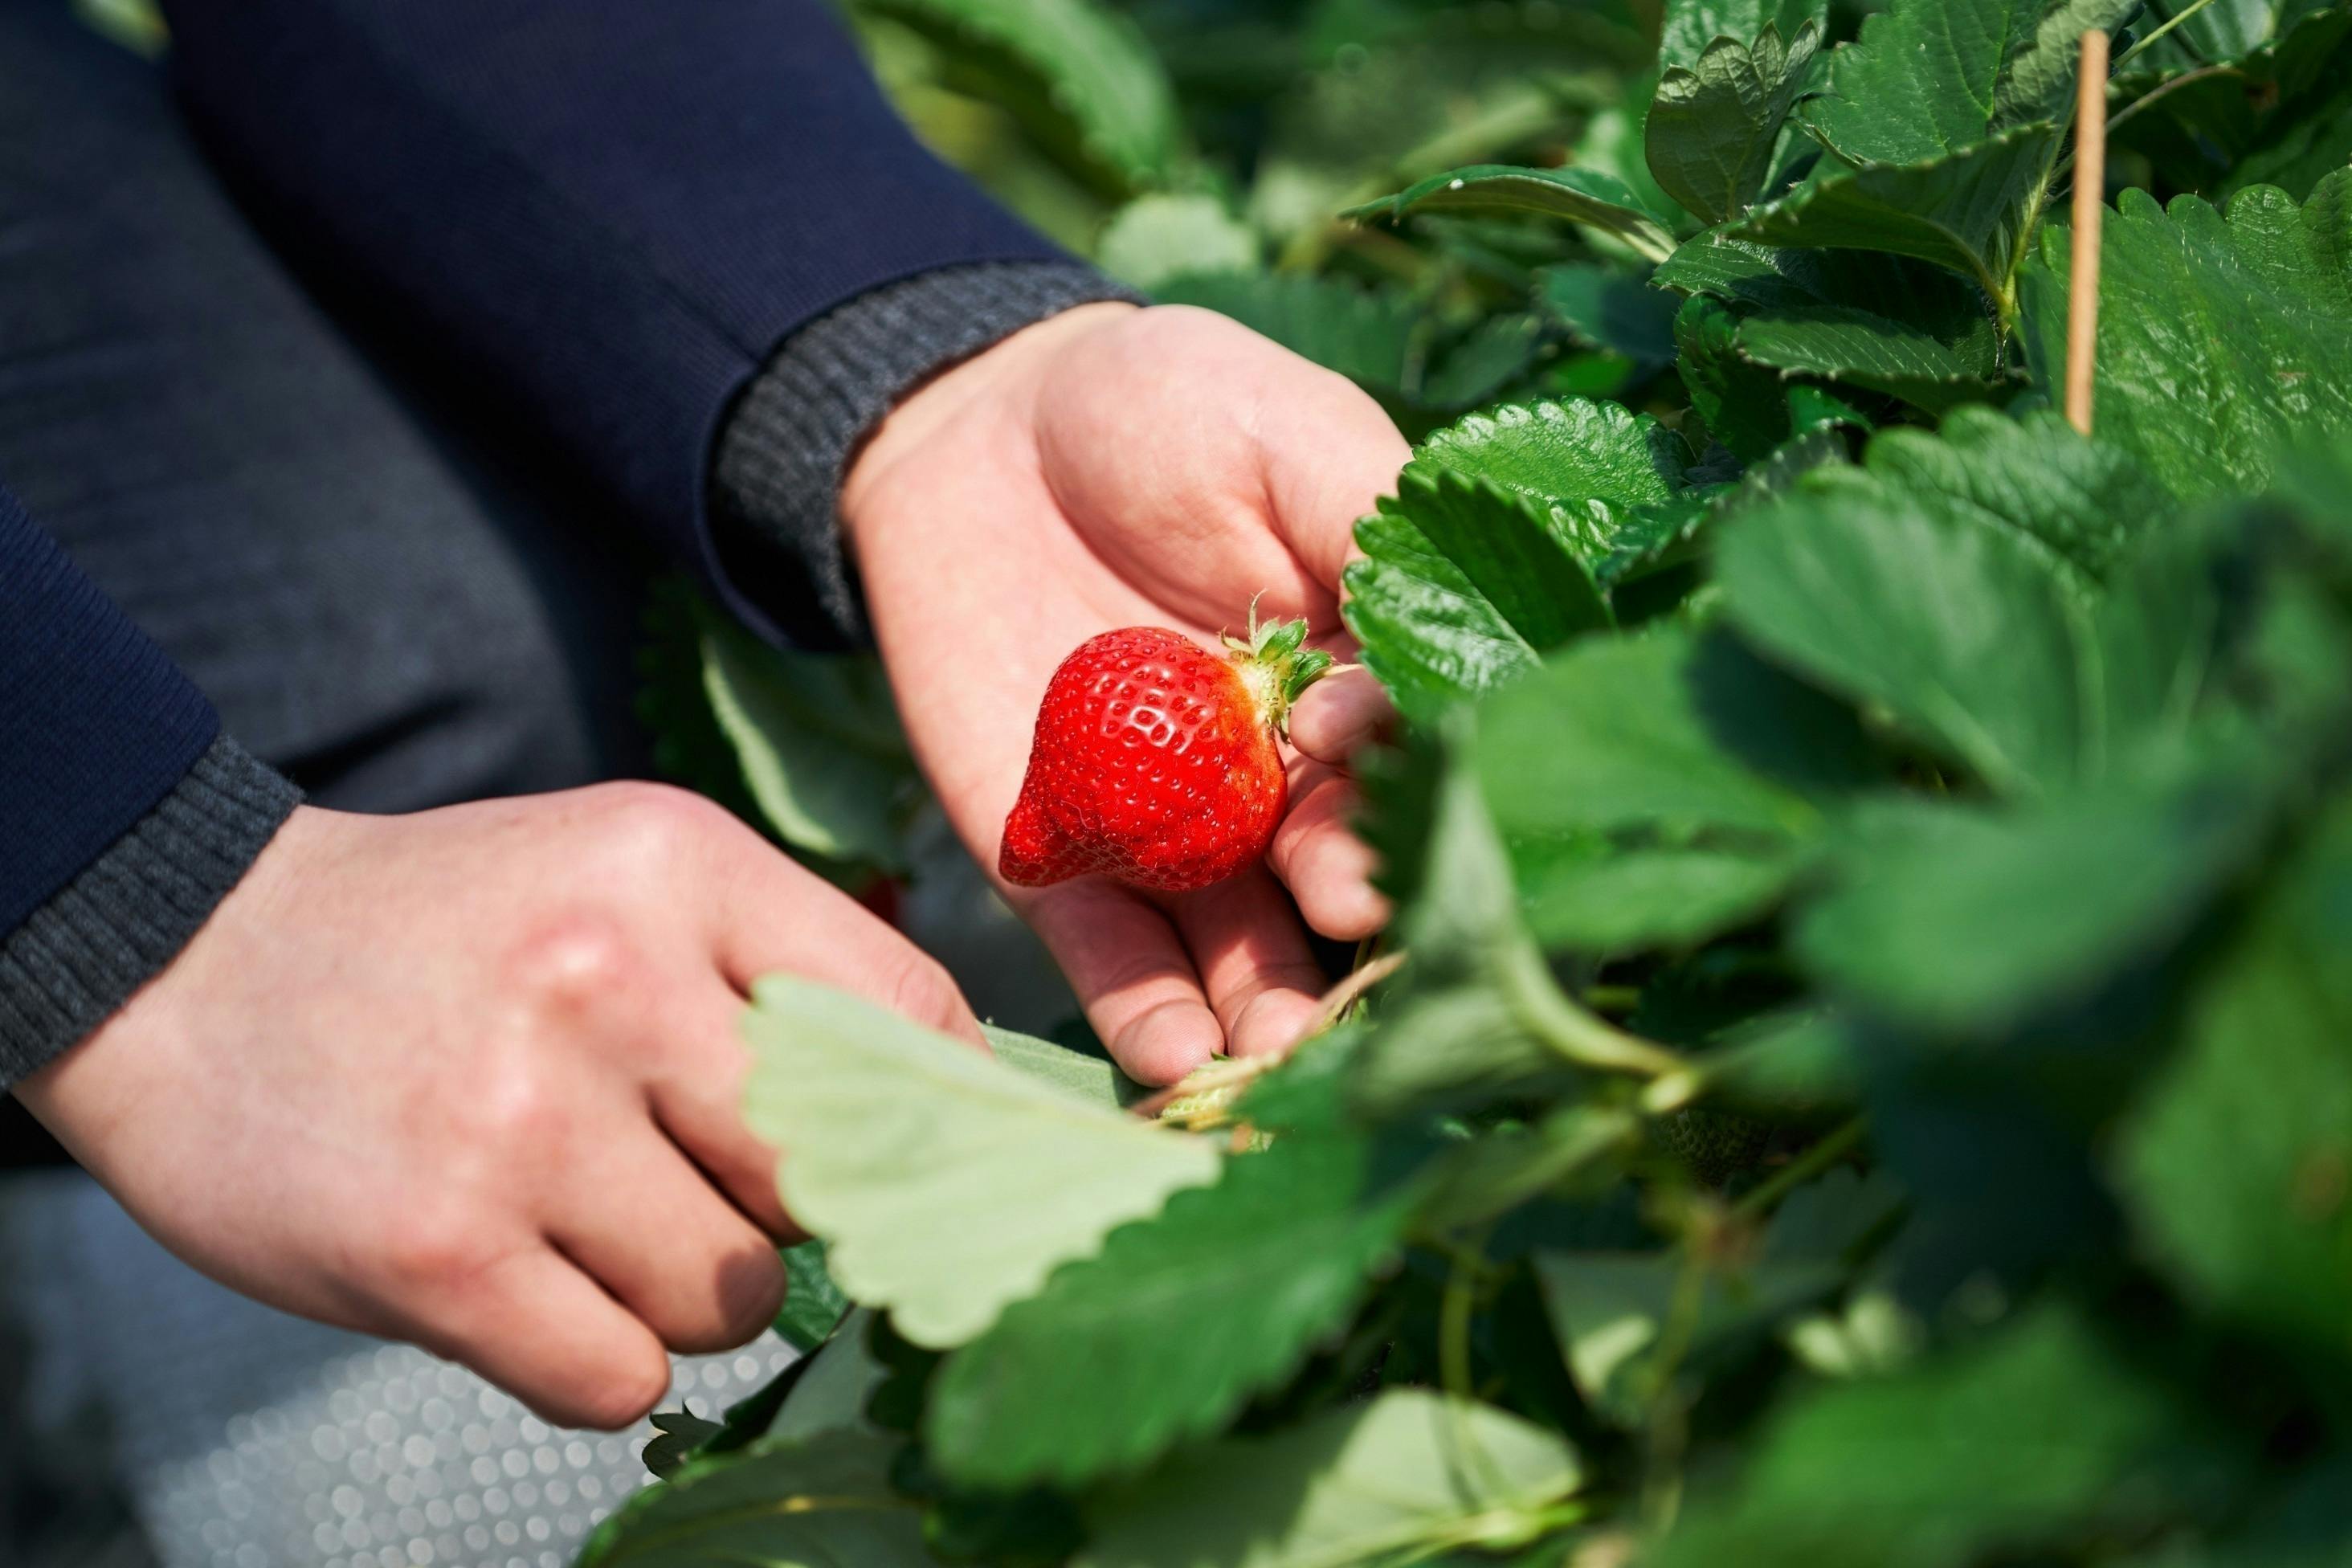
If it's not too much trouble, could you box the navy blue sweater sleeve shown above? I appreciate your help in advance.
[159,0,1073,645]
[0,484,219,939]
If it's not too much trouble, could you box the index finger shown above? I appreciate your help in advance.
[1248,361,1411,592]
[701,816,985,1046]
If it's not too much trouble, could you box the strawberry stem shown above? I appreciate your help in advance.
[1226,602,1335,737]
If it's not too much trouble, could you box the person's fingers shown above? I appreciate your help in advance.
[702,820,984,1046]
[1288,666,1393,764]
[1166,868,1326,1060]
[1250,366,1411,591]
[547,1125,787,1356]
[1267,762,1390,941]
[1019,881,1223,1084]
[435,1247,676,1431]
[643,986,801,1242]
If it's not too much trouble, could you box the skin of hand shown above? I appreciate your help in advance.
[12,783,983,1431]
[844,302,1409,1086]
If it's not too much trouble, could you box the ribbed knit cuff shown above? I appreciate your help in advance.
[712,259,1142,645]
[0,735,300,1089]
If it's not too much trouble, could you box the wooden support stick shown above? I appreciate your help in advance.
[2066,29,2109,438]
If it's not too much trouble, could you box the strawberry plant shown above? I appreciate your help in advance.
[605,0,2352,1562]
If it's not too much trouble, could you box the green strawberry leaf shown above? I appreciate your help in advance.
[1648,1304,2209,1568]
[1801,0,2129,165]
[1656,233,1999,326]
[1076,1390,1583,1568]
[578,1430,929,1567]
[1729,305,2000,414]
[1099,193,1260,290]
[1648,20,1825,224]
[1657,0,1830,73]
[1719,471,2098,795]
[2126,0,2344,70]
[1416,311,1555,410]
[742,979,1219,1349]
[925,1133,1417,1488]
[1479,627,1866,843]
[2117,792,2352,1373]
[2216,63,2352,204]
[2107,6,2352,196]
[1995,0,2151,129]
[697,602,926,873]
[1846,406,2173,581]
[1350,762,1569,1117]
[1678,292,1802,459]
[774,1238,851,1352]
[1415,397,1695,559]
[1535,263,1681,363]
[1343,467,1613,722]
[1153,271,1423,396]
[982,1022,1149,1110]
[1535,1249,1846,1426]
[1476,627,1876,951]
[640,1409,725,1481]
[1516,841,1807,951]
[1796,762,2277,1033]
[2019,173,2352,500]
[861,0,1179,192]
[1158,272,1545,417]
[1732,123,2059,310]
[2112,6,2352,198]
[768,1309,891,1443]
[1713,0,2138,307]
[1344,164,1680,263]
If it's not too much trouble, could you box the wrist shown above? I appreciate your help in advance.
[14,801,326,1156]
[841,300,1139,565]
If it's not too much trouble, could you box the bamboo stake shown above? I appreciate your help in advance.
[2066,29,2110,438]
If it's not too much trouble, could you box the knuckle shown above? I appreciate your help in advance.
[880,949,971,1037]
[659,1247,788,1354]
[374,1207,498,1297]
[501,909,645,1016]
[717,1250,790,1345]
[576,1346,673,1431]
[591,781,733,871]
[455,1047,576,1152]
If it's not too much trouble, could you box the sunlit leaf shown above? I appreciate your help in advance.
[743,980,1219,1348]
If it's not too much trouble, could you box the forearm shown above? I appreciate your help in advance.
[161,0,1128,647]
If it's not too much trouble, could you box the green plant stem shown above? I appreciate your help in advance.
[1433,1231,1522,1513]
[1501,942,1688,1080]
[1395,1501,1593,1565]
[1278,88,1571,272]
[1638,1247,1708,1529]
[2054,63,2243,186]
[1732,1117,1867,1222]
[1995,116,2082,345]
[1645,1252,1710,1412]
[1422,1109,1639,1232]
[2113,0,2223,71]
[2104,62,2241,139]
[1438,1242,1480,1404]
[1582,982,1643,1013]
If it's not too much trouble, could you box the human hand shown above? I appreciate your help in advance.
[843,303,1407,1085]
[12,785,980,1429]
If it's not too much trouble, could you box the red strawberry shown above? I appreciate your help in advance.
[999,608,1335,893]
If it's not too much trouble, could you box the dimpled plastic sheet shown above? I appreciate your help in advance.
[0,1172,798,1568]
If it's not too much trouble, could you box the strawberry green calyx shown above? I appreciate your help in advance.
[1221,602,1336,739]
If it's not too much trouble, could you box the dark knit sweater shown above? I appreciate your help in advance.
[0,0,1133,1091]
